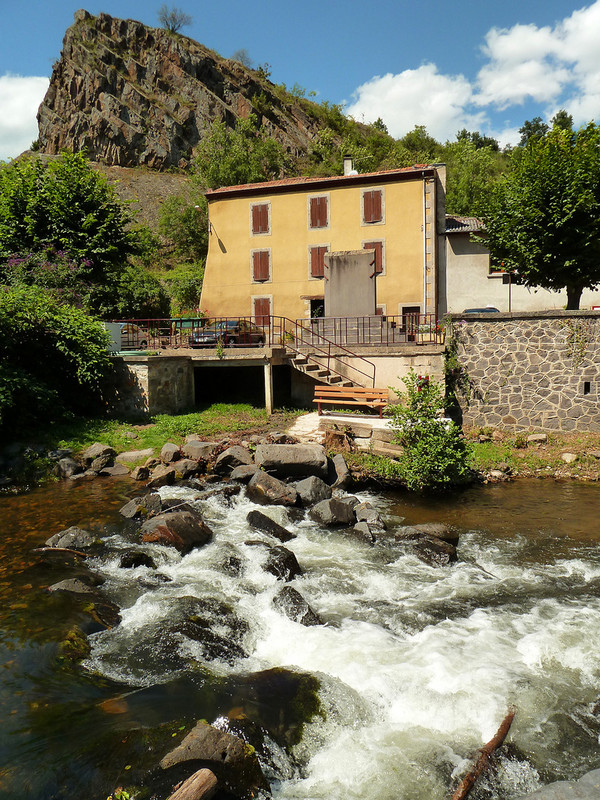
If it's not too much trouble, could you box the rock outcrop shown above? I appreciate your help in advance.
[38,9,329,169]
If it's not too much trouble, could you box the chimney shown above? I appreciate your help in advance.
[343,155,354,175]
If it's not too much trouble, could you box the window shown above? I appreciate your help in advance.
[251,202,270,235]
[362,189,383,224]
[310,245,328,278]
[252,249,271,282]
[253,296,271,326]
[309,196,328,229]
[363,240,384,274]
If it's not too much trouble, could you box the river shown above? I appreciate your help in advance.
[1,477,600,799]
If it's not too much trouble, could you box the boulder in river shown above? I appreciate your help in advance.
[273,585,322,626]
[141,509,213,553]
[160,442,181,463]
[214,445,253,475]
[45,525,99,549]
[263,545,302,581]
[309,497,357,526]
[247,471,298,506]
[247,509,295,542]
[392,529,458,566]
[254,443,328,478]
[159,720,269,799]
[516,767,600,799]
[294,475,332,507]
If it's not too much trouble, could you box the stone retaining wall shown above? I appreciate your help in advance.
[449,311,600,431]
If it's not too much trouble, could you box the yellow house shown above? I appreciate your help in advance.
[200,163,446,324]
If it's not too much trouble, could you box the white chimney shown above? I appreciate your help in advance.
[343,155,354,175]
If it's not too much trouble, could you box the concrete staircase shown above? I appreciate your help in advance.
[289,352,355,387]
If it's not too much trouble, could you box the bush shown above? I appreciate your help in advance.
[389,370,473,491]
[160,262,205,316]
[0,285,113,433]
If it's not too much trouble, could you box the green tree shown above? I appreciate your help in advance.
[0,285,112,433]
[0,153,139,316]
[444,139,505,216]
[551,109,574,132]
[389,370,472,491]
[478,123,600,309]
[158,194,208,262]
[193,116,289,189]
[161,262,205,315]
[518,116,549,146]
[456,128,499,151]
[157,5,192,32]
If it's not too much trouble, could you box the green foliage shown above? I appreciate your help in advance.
[0,285,113,434]
[444,140,506,216]
[456,128,499,151]
[551,109,573,132]
[389,370,473,491]
[114,264,170,319]
[478,123,600,309]
[0,152,140,317]
[193,115,289,189]
[161,262,205,315]
[158,194,208,262]
[518,116,549,146]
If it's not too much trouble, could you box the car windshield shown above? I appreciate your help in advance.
[202,320,237,332]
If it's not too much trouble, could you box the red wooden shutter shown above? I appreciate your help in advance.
[252,204,269,233]
[363,241,383,273]
[311,246,327,277]
[364,190,382,223]
[253,250,269,281]
[254,297,271,326]
[310,197,327,228]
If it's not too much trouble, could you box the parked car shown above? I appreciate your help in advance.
[188,319,266,348]
[462,307,500,314]
[119,322,149,349]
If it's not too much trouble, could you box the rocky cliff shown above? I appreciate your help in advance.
[38,10,327,170]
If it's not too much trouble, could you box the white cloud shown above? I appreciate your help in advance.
[0,74,49,161]
[346,63,487,141]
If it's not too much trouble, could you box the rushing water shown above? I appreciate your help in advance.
[2,477,600,799]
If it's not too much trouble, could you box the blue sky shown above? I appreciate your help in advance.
[1,0,599,160]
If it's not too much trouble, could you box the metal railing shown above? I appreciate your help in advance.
[284,317,376,388]
[299,314,444,347]
[110,314,443,353]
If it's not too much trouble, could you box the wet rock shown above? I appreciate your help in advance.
[47,577,98,595]
[354,501,386,531]
[159,720,269,798]
[264,545,302,581]
[119,493,162,519]
[231,464,261,483]
[309,497,357,526]
[392,530,458,566]
[146,465,177,489]
[182,440,216,460]
[352,521,377,544]
[119,551,157,569]
[247,471,298,506]
[53,457,82,479]
[47,578,121,628]
[45,525,98,549]
[141,509,213,553]
[254,443,328,478]
[173,458,202,478]
[131,465,149,481]
[403,522,459,546]
[57,625,91,663]
[517,767,600,798]
[82,442,116,467]
[216,544,245,577]
[294,475,332,507]
[177,619,247,663]
[247,509,295,542]
[330,453,351,488]
[192,484,241,503]
[214,445,253,475]
[160,442,181,463]
[273,585,322,626]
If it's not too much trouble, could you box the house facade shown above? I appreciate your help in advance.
[200,164,447,325]
[441,216,600,313]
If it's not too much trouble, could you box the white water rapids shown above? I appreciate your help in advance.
[82,484,600,800]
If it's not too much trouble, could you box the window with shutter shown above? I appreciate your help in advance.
[362,189,383,223]
[251,203,270,234]
[309,196,328,228]
[363,241,384,274]
[310,245,328,278]
[253,297,271,326]
[252,250,270,282]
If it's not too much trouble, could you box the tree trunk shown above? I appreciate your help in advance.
[451,708,516,800]
[166,768,218,800]
[566,286,583,310]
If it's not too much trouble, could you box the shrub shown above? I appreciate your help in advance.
[389,370,473,491]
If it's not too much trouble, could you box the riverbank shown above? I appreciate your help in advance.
[3,406,600,491]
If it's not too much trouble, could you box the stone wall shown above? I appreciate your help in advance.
[109,355,194,417]
[449,311,600,431]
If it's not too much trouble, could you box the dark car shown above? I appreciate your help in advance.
[188,319,266,347]
[462,307,500,314]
